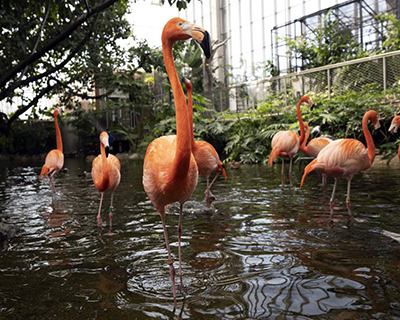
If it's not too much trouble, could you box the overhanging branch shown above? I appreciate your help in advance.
[0,0,120,88]
[0,14,99,102]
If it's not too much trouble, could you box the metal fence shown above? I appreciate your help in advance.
[208,50,400,112]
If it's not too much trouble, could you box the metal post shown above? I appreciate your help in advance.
[284,77,287,106]
[383,56,386,91]
[327,68,331,98]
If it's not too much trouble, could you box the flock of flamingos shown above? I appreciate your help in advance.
[37,18,400,303]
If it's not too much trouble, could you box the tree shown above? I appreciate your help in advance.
[0,0,194,134]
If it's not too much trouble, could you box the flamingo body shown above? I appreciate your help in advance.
[269,130,300,162]
[301,124,332,158]
[302,138,371,180]
[143,135,198,209]
[41,149,64,179]
[92,154,121,193]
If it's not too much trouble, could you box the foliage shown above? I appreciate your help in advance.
[376,14,400,52]
[284,12,366,71]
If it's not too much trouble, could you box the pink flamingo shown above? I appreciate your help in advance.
[40,109,64,192]
[301,123,332,184]
[268,95,313,186]
[92,132,121,235]
[142,18,210,303]
[389,115,400,161]
[183,78,226,201]
[300,110,380,219]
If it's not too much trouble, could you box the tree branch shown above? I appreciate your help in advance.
[19,0,52,81]
[0,0,120,88]
[6,80,61,129]
[0,14,99,102]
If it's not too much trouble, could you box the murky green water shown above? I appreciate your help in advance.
[0,157,399,319]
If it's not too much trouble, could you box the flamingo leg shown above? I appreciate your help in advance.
[204,176,210,199]
[105,191,116,236]
[288,157,293,187]
[205,171,221,199]
[160,211,177,305]
[322,173,327,185]
[177,203,184,290]
[49,170,57,193]
[281,159,285,188]
[330,178,338,219]
[97,192,104,228]
[346,179,352,219]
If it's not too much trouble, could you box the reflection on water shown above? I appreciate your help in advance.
[0,157,399,319]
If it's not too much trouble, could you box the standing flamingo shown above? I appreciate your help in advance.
[183,78,226,201]
[268,95,313,186]
[300,110,380,219]
[40,109,64,192]
[301,123,332,184]
[142,18,211,302]
[389,115,400,161]
[92,132,121,235]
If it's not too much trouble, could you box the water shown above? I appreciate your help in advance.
[0,157,399,319]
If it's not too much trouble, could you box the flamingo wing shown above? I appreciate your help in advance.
[306,137,332,158]
[193,141,220,177]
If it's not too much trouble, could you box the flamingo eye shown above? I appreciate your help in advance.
[178,21,183,27]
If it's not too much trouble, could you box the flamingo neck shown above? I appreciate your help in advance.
[300,123,310,154]
[187,85,196,150]
[54,114,63,152]
[100,142,109,188]
[296,97,307,145]
[363,112,376,164]
[162,39,192,176]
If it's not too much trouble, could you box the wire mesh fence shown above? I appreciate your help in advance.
[212,50,400,112]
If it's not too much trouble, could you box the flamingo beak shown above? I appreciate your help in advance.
[389,122,397,134]
[190,25,211,59]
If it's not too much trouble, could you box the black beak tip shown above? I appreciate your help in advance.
[200,31,211,59]
[181,77,186,85]
[105,146,110,158]
[311,104,316,110]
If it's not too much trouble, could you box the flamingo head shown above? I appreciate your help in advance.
[368,110,381,130]
[162,17,211,59]
[181,77,192,91]
[100,132,110,157]
[53,109,60,117]
[389,115,400,134]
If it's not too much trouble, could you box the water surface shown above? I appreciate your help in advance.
[0,157,399,319]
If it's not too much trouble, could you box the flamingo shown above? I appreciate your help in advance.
[183,78,227,201]
[40,109,64,192]
[92,132,121,235]
[301,123,333,184]
[142,18,211,302]
[268,95,313,186]
[300,110,380,219]
[389,115,400,161]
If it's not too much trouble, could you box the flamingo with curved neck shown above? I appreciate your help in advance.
[142,17,211,303]
[92,132,121,235]
[268,95,313,187]
[183,78,226,202]
[40,109,64,192]
[389,115,400,161]
[301,110,380,219]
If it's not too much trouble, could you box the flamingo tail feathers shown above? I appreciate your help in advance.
[40,165,49,179]
[268,147,282,167]
[300,158,318,188]
[218,163,227,181]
